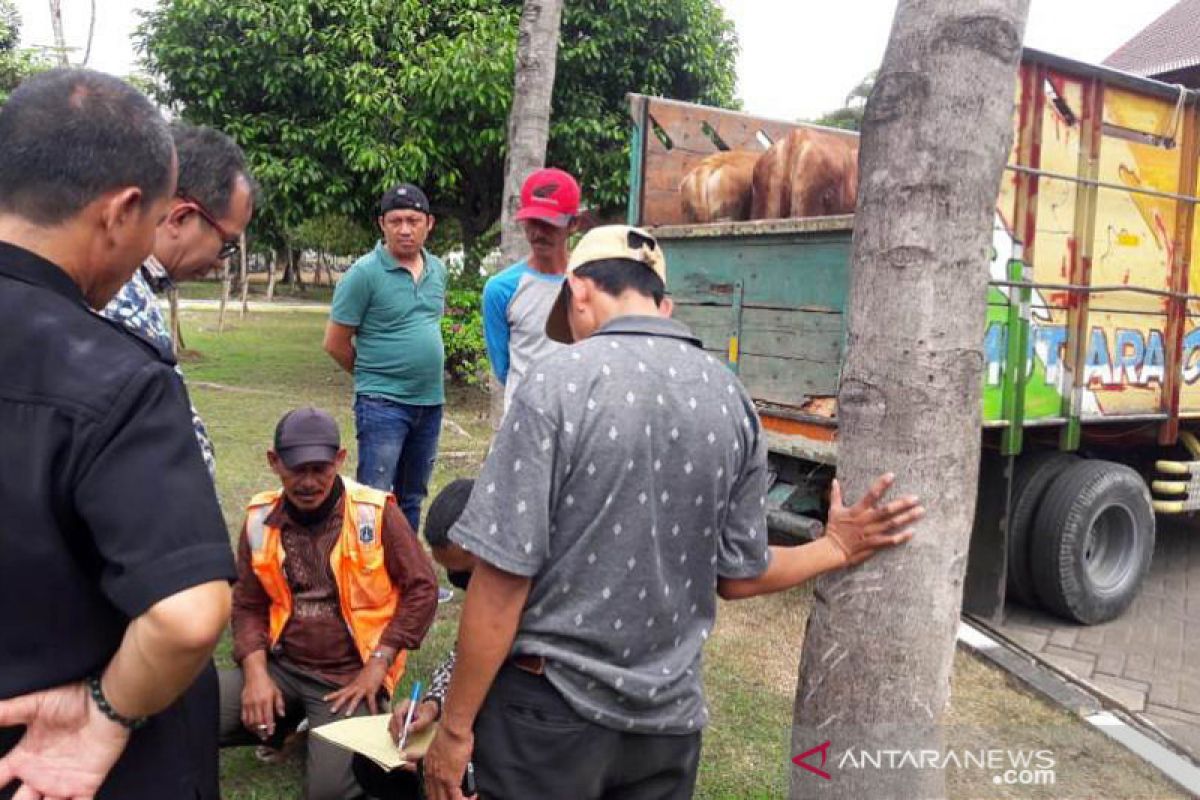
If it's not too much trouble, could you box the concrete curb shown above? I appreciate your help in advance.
[958,619,1200,796]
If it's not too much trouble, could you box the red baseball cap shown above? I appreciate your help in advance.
[515,168,581,228]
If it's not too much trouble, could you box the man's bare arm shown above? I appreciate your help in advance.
[718,474,923,600]
[323,320,357,374]
[0,580,231,797]
[104,579,232,715]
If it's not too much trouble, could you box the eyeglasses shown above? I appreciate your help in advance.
[177,192,240,260]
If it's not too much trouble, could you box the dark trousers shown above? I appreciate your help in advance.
[352,755,423,800]
[472,663,702,800]
[354,395,442,535]
[218,662,382,800]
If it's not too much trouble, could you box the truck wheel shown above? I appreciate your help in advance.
[1007,452,1079,608]
[1030,460,1154,625]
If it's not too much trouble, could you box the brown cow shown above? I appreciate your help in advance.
[678,150,761,224]
[750,128,859,220]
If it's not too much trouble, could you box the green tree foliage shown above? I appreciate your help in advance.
[551,0,738,212]
[289,214,375,258]
[0,1,49,104]
[811,106,863,131]
[809,70,875,132]
[137,0,737,255]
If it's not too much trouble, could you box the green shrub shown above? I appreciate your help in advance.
[443,287,488,385]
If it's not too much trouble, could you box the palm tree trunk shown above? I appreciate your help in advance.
[217,251,231,333]
[239,233,250,317]
[791,2,1030,798]
[81,0,95,66]
[47,0,68,66]
[492,0,564,429]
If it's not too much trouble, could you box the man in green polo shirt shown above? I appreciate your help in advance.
[325,183,447,545]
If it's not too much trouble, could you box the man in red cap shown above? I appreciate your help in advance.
[482,167,581,412]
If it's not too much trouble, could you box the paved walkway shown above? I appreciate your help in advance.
[174,299,331,313]
[995,517,1200,759]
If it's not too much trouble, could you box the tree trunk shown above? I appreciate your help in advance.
[81,0,95,66]
[283,243,295,290]
[499,0,563,267]
[217,251,231,333]
[47,0,69,66]
[167,286,183,355]
[239,233,249,318]
[314,252,325,287]
[285,243,305,293]
[790,3,1029,798]
[492,0,564,430]
[266,249,278,302]
[459,215,490,275]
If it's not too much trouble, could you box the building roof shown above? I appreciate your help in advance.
[1104,0,1200,78]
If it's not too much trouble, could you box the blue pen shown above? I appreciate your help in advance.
[397,680,422,752]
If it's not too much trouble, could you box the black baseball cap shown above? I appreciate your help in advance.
[274,407,341,468]
[379,183,431,215]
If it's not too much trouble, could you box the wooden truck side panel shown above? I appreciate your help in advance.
[630,49,1200,462]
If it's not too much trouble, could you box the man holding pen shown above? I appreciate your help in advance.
[421,226,923,799]
[354,479,478,800]
[395,682,423,753]
[218,407,438,800]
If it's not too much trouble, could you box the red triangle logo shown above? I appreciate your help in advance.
[792,740,833,780]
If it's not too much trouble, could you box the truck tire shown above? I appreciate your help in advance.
[1030,459,1154,625]
[1007,452,1079,608]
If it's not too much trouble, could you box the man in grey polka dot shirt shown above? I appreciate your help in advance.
[423,226,923,800]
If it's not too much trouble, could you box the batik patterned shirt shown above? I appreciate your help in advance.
[101,259,216,480]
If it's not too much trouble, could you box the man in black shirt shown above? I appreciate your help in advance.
[0,69,236,799]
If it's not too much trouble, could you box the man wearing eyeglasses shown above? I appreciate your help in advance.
[101,122,256,479]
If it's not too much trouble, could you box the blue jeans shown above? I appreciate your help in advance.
[353,395,442,535]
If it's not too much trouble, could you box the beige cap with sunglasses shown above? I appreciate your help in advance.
[544,225,667,344]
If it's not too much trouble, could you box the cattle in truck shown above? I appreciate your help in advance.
[678,150,761,223]
[750,128,859,220]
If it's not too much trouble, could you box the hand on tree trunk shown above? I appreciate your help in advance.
[824,473,924,567]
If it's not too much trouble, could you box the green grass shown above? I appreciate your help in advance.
[180,309,487,798]
[183,309,1186,800]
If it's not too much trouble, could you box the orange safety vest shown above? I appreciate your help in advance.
[244,479,408,694]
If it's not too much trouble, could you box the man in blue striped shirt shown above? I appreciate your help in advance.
[482,168,581,412]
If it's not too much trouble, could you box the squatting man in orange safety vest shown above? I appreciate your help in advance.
[217,407,439,800]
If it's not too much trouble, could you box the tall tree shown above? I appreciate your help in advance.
[137,0,736,260]
[550,0,737,214]
[47,0,67,66]
[499,0,563,268]
[45,0,96,67]
[810,71,876,131]
[81,0,95,65]
[791,2,1030,798]
[491,0,563,426]
[0,2,47,103]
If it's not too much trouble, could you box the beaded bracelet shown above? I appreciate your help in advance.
[86,674,148,731]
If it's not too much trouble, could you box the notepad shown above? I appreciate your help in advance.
[311,714,437,771]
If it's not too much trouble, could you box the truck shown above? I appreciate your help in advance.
[625,48,1200,626]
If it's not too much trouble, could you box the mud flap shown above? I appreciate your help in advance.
[963,449,1013,624]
